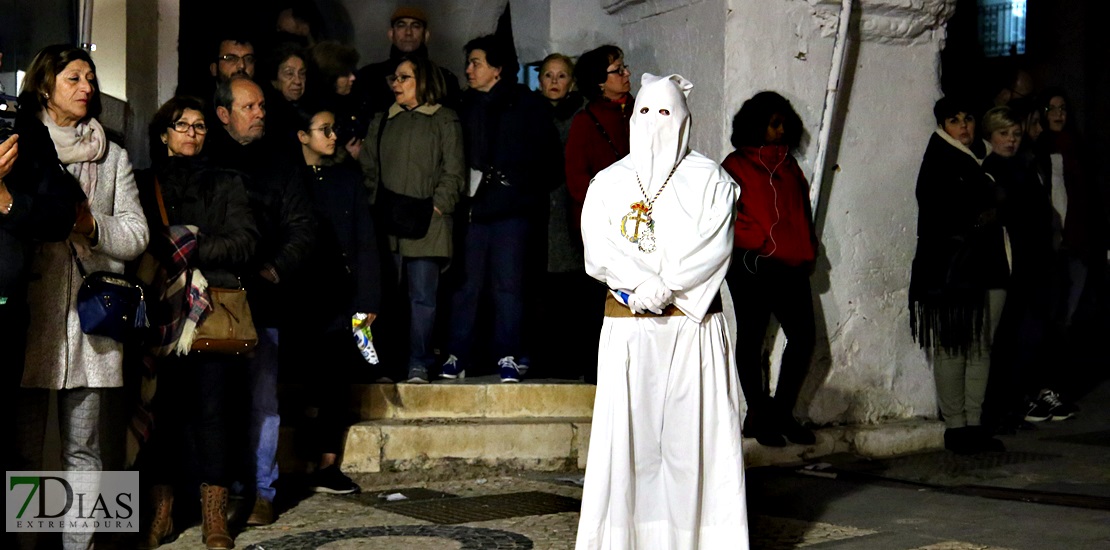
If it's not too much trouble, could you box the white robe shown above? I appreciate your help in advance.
[576,151,749,550]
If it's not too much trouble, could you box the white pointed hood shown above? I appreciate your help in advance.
[629,73,693,192]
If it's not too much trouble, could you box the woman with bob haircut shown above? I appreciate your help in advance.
[565,45,632,231]
[360,54,464,383]
[16,43,150,550]
[135,94,258,549]
[721,91,817,448]
[909,95,1009,454]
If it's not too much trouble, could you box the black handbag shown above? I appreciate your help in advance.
[376,186,433,239]
[374,115,434,239]
[71,243,148,343]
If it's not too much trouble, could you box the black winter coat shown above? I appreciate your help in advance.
[984,152,1053,294]
[909,130,1009,352]
[459,81,564,223]
[136,157,259,288]
[0,103,84,301]
[287,162,381,333]
[204,129,316,325]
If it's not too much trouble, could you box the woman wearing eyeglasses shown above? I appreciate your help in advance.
[263,44,310,148]
[565,46,633,232]
[135,95,258,550]
[561,45,633,383]
[359,54,464,383]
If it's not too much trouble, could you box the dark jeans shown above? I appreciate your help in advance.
[727,255,816,418]
[396,256,441,371]
[144,353,246,488]
[448,217,528,368]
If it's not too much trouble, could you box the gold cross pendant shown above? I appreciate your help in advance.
[620,201,656,253]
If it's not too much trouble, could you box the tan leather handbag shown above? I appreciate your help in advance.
[192,285,258,354]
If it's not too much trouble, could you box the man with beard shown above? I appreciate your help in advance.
[355,6,460,113]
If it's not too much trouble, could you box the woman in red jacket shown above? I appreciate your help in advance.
[565,45,632,232]
[560,45,633,383]
[723,91,818,447]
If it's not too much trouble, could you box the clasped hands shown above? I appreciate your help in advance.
[622,276,673,315]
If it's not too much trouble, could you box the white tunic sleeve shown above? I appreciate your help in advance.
[661,164,737,321]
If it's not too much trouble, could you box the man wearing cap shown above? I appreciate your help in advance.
[356,6,461,113]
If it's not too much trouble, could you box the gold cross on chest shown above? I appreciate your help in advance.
[620,201,653,243]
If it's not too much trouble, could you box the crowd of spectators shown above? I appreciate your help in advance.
[1,4,1104,550]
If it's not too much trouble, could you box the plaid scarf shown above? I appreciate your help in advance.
[128,225,211,456]
[149,225,212,356]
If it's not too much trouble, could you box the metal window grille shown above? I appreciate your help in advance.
[979,0,1027,57]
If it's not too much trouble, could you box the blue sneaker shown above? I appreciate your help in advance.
[499,356,522,383]
[440,355,465,379]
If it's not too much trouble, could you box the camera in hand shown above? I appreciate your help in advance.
[0,93,16,142]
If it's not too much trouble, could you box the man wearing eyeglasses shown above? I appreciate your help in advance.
[211,38,257,83]
[176,32,258,112]
[205,75,316,527]
[355,6,460,113]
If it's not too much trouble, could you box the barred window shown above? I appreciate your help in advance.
[979,0,1027,57]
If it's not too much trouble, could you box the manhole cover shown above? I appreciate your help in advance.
[360,487,459,503]
[1041,430,1110,447]
[245,525,532,550]
[376,491,581,524]
[835,450,1060,483]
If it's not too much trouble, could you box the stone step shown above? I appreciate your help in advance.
[346,379,597,420]
[339,417,593,474]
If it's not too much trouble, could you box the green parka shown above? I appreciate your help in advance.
[360,103,465,260]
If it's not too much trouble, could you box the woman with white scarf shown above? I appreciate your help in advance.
[15,44,149,550]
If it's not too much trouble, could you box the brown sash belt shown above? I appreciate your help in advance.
[604,292,723,318]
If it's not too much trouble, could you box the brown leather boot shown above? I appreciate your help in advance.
[246,496,274,526]
[200,484,234,550]
[140,484,174,549]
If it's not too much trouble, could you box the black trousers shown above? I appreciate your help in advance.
[1,299,29,473]
[726,254,816,417]
[285,328,360,456]
[144,353,246,488]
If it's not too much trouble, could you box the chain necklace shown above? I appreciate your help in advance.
[619,160,680,253]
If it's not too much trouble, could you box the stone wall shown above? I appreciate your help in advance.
[338,0,961,427]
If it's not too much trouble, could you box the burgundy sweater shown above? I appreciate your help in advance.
[564,96,632,231]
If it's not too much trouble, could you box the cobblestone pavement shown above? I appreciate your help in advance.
[147,471,1040,550]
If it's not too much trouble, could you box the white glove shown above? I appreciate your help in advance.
[625,293,654,314]
[635,277,673,313]
[613,290,650,315]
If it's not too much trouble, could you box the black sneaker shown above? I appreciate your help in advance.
[1036,389,1077,421]
[780,417,817,446]
[743,413,785,447]
[1024,398,1052,422]
[309,465,361,495]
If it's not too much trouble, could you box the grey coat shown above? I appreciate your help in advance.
[360,103,465,259]
[23,142,150,389]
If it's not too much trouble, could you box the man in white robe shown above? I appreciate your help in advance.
[575,73,749,550]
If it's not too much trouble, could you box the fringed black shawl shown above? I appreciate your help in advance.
[909,131,1010,354]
